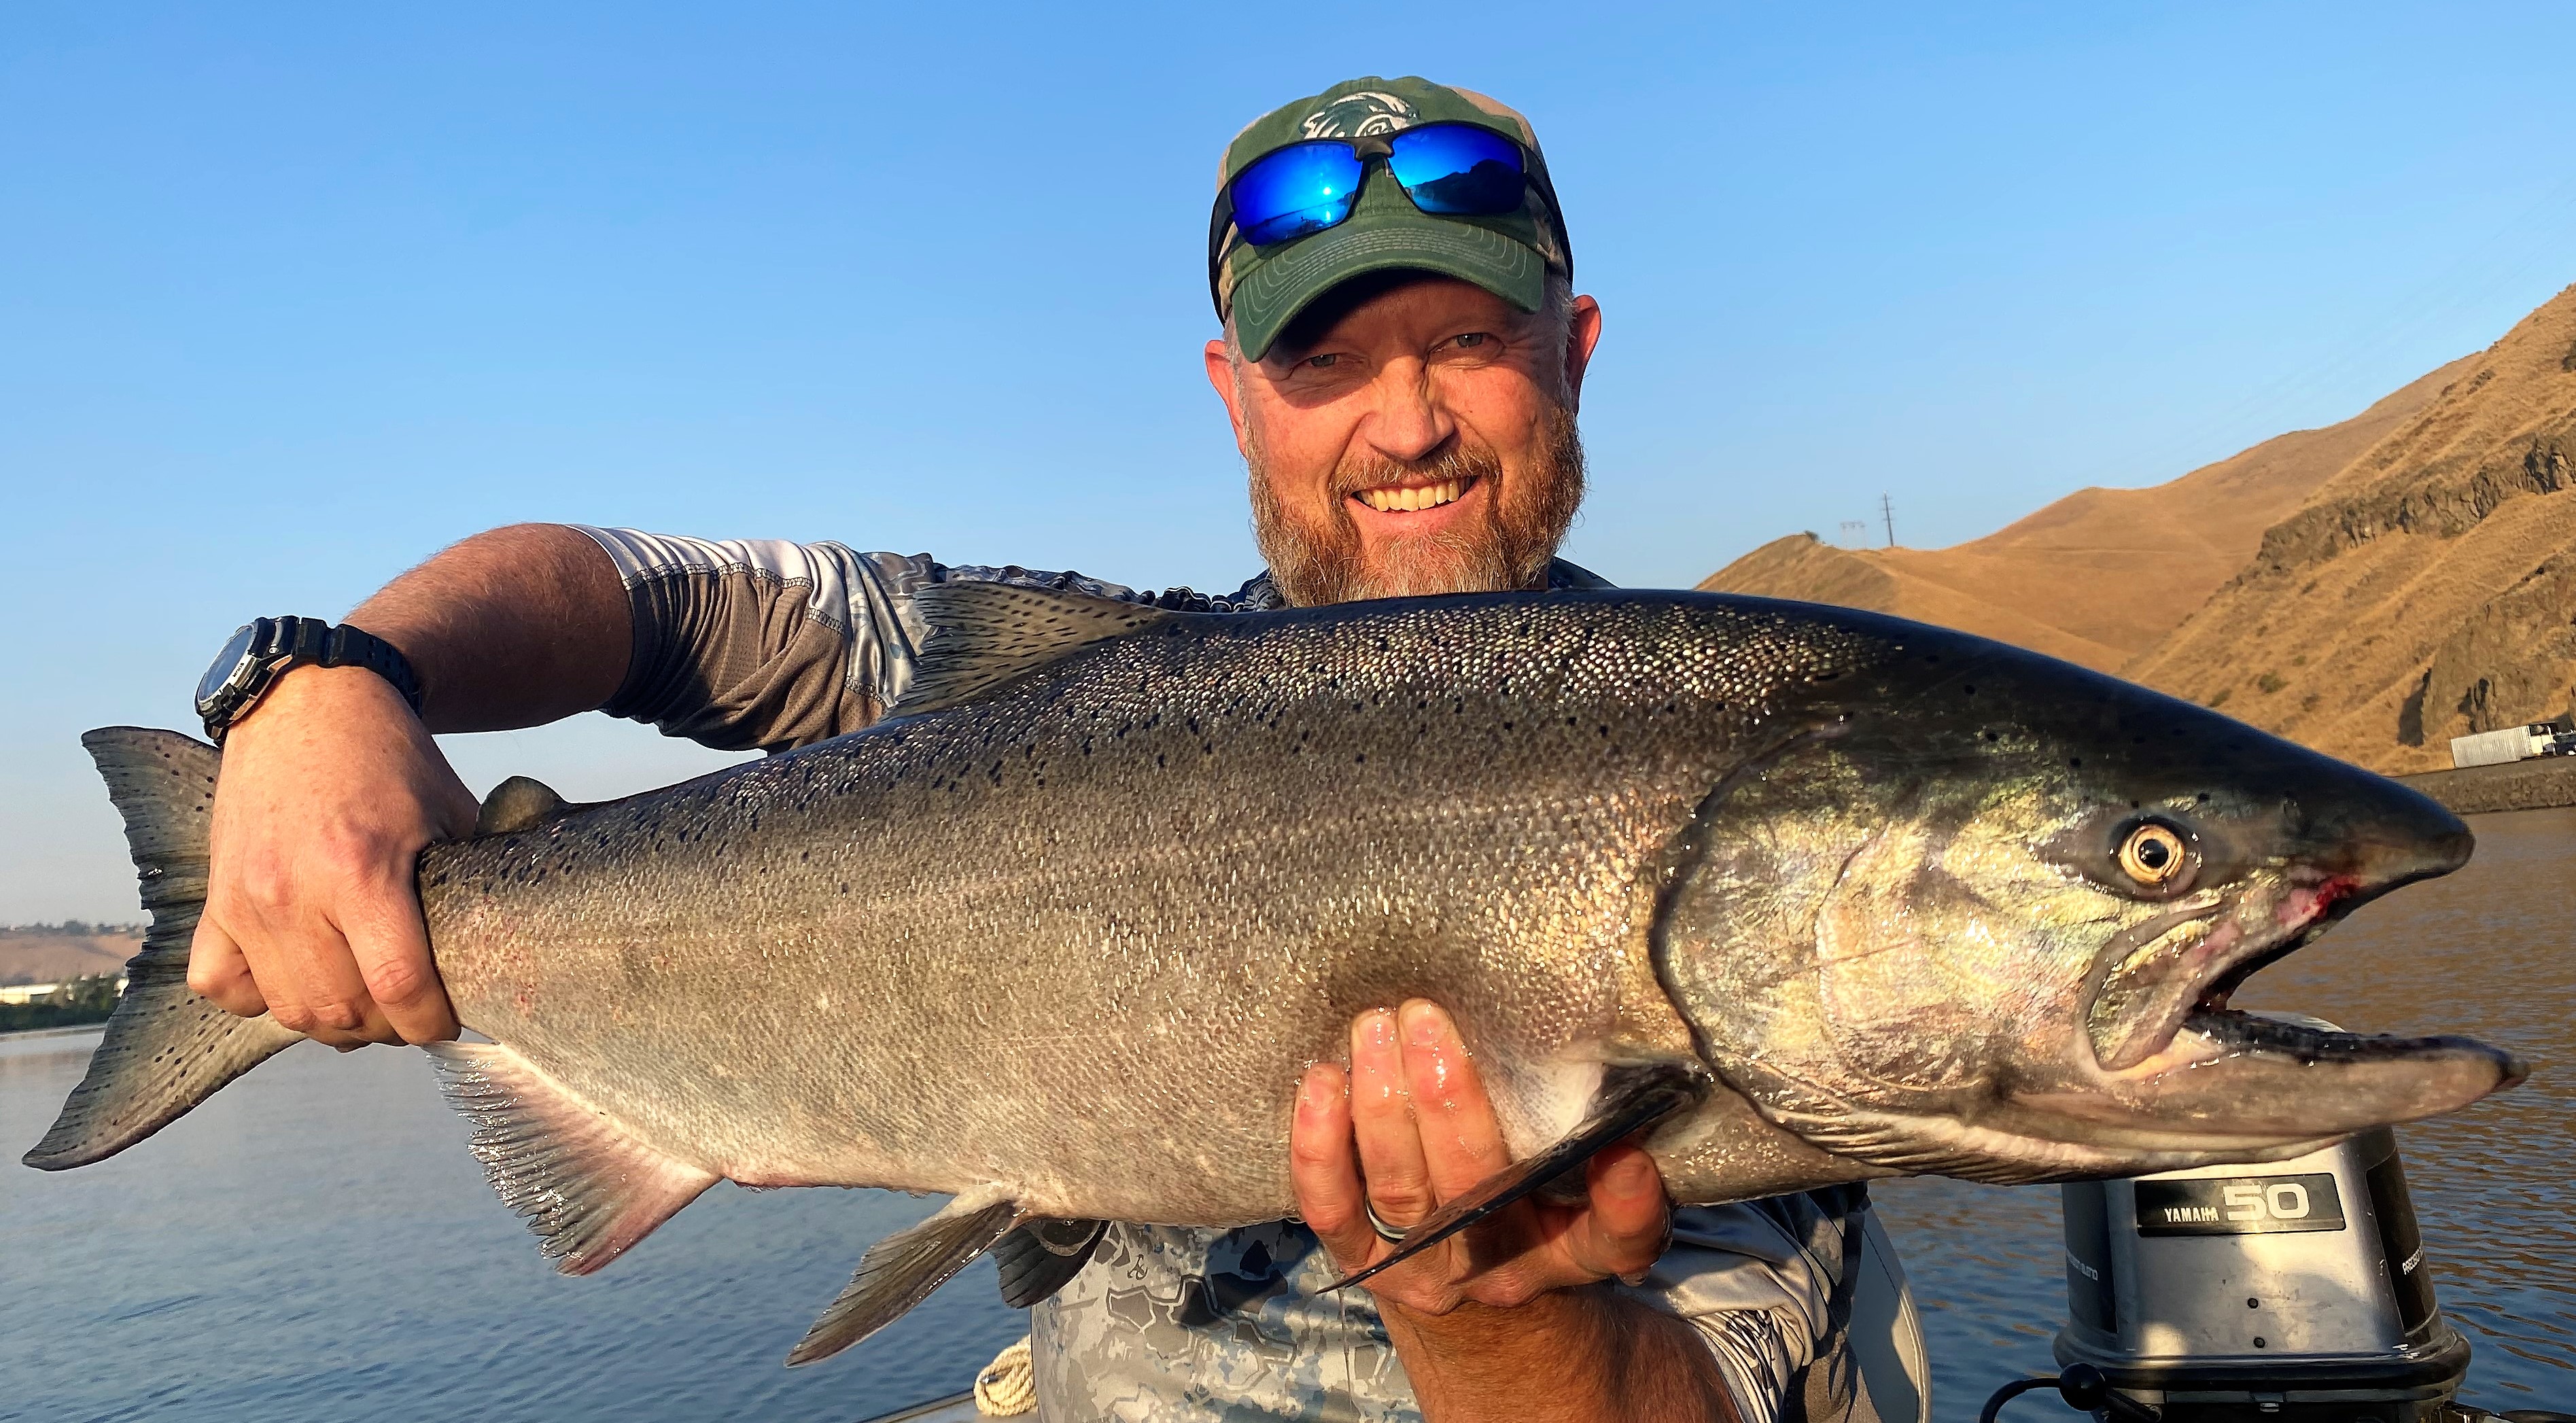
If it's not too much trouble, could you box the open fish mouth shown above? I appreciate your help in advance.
[2069,864,2528,1142]
[2089,869,2382,1074]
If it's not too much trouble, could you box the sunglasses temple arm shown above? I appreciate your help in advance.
[1206,195,1238,319]
[1525,156,1574,281]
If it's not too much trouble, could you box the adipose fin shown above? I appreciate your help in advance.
[474,775,580,835]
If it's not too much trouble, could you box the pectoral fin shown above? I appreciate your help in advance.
[787,1193,1022,1366]
[992,1217,1108,1308]
[1323,1058,1713,1293]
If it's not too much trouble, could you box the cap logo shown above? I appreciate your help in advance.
[1300,91,1416,139]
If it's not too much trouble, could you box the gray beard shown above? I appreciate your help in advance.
[1247,409,1587,608]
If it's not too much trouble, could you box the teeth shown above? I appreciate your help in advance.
[1357,479,1466,513]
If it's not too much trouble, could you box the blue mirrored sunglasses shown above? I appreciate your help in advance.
[1208,123,1571,315]
[1228,123,1529,247]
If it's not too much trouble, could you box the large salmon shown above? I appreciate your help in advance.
[25,585,2524,1363]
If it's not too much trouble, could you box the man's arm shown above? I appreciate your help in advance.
[188,523,629,1047]
[1291,1002,1740,1423]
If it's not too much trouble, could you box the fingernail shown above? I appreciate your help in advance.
[1300,1067,1338,1108]
[1361,1008,1396,1049]
[1607,1153,1655,1197]
[1399,1000,1445,1048]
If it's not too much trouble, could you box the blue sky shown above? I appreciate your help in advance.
[7,1,2575,922]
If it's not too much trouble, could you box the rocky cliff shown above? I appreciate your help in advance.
[2128,283,2576,772]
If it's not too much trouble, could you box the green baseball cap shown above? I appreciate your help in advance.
[1210,76,1573,362]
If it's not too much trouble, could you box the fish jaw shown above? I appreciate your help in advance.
[2025,1011,2526,1144]
[2000,796,2519,1167]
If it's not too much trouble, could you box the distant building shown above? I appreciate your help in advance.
[0,976,127,1006]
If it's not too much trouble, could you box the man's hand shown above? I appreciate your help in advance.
[1291,1000,1736,1423]
[190,664,478,1048]
[184,523,630,1049]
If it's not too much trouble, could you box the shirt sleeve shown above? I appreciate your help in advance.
[572,527,1161,753]
[1624,1195,1857,1423]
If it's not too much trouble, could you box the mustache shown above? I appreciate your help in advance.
[1326,442,1505,499]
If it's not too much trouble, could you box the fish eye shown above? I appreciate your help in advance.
[2115,820,2193,890]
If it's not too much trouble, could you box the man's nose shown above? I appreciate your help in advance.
[1361,359,1455,465]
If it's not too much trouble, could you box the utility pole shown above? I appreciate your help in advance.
[1880,493,1896,548]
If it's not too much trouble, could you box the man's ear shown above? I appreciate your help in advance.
[1204,338,1254,457]
[1562,295,1604,410]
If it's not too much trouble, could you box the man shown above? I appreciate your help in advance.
[184,77,1926,1423]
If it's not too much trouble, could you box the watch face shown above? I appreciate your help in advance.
[196,623,261,712]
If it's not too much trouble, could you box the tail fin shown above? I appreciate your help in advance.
[22,728,303,1170]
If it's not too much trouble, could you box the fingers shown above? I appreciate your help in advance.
[1570,1142,1674,1285]
[1289,1062,1380,1270]
[341,883,460,1044]
[1293,1002,1681,1312]
[1397,1000,1508,1201]
[1348,1007,1437,1231]
[188,917,266,1018]
[233,908,396,1049]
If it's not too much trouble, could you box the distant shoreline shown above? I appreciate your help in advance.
[1,1023,103,1038]
[2397,758,2576,816]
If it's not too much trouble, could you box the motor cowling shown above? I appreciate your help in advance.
[2054,1123,2469,1422]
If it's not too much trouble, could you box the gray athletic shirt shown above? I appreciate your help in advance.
[572,526,1909,1423]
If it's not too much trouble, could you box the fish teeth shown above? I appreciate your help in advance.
[1356,479,1467,513]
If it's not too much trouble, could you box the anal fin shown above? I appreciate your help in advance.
[993,1217,1107,1308]
[788,1193,1022,1366]
[1323,1058,1713,1293]
[425,1042,718,1276]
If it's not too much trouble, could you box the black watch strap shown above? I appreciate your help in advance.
[197,616,425,743]
[307,620,425,711]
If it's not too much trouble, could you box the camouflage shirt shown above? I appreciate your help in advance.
[572,527,1921,1423]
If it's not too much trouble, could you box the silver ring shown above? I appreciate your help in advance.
[1365,1201,1411,1244]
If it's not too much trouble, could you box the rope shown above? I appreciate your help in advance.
[973,1336,1037,1416]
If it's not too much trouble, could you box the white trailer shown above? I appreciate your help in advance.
[2448,723,2569,769]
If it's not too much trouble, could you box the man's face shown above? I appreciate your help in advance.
[1204,275,1604,606]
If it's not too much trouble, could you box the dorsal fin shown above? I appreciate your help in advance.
[476,775,574,835]
[892,582,1190,717]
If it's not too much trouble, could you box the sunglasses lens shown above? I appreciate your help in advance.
[1230,142,1366,247]
[1387,124,1525,215]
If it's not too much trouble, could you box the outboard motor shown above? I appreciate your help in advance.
[1985,1018,2569,1423]
[2052,1125,2467,1421]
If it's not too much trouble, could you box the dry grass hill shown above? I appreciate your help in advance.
[2131,283,2576,772]
[0,926,141,985]
[1701,281,2576,776]
[1703,354,2476,673]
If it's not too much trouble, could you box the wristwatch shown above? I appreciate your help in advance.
[194,616,424,743]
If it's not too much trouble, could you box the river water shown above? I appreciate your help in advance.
[3,810,2568,1420]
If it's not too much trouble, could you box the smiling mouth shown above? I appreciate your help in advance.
[1353,477,1474,514]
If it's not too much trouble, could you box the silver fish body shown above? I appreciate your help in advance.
[30,584,2526,1362]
